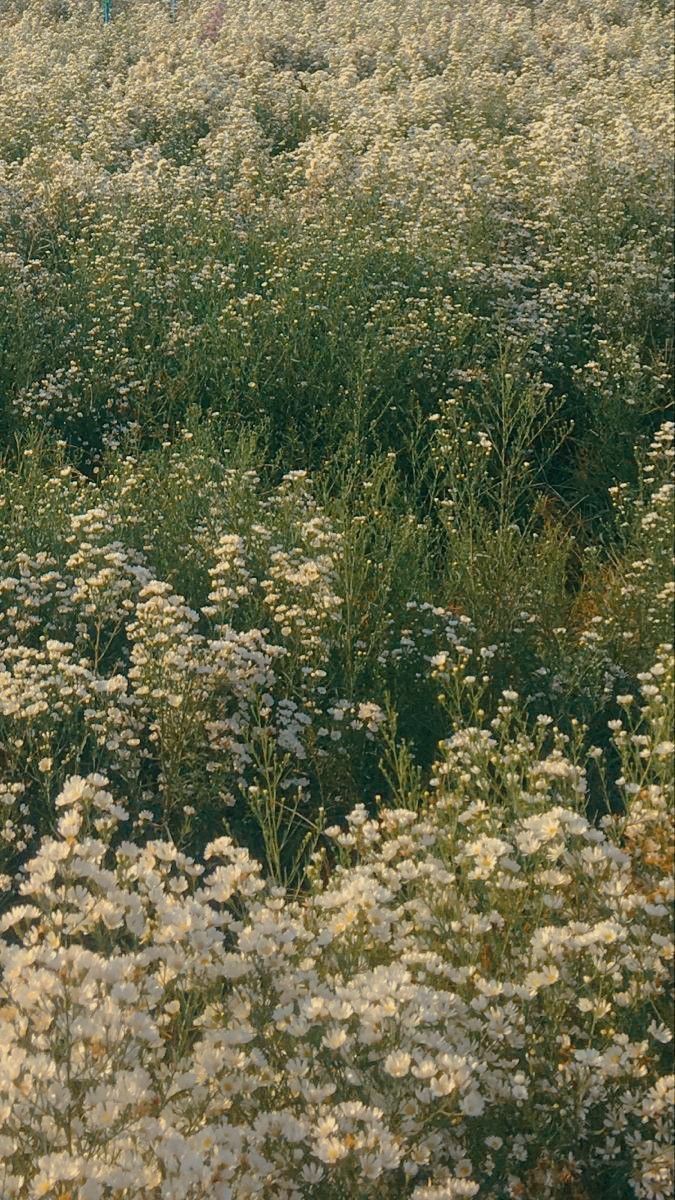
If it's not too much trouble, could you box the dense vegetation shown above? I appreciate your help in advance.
[0,1,673,1196]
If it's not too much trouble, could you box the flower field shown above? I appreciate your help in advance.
[0,0,673,1196]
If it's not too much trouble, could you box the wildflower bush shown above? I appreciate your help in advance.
[0,649,672,1199]
[0,0,673,1196]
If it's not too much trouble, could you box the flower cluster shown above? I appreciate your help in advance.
[0,0,670,490]
[0,453,444,879]
[0,1,673,1193]
[0,645,672,1198]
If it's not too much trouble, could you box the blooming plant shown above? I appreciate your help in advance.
[0,648,672,1198]
[0,0,673,1195]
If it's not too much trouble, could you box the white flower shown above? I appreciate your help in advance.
[384,1050,412,1078]
[460,1092,485,1117]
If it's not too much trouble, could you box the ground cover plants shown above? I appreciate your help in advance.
[0,0,673,1196]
